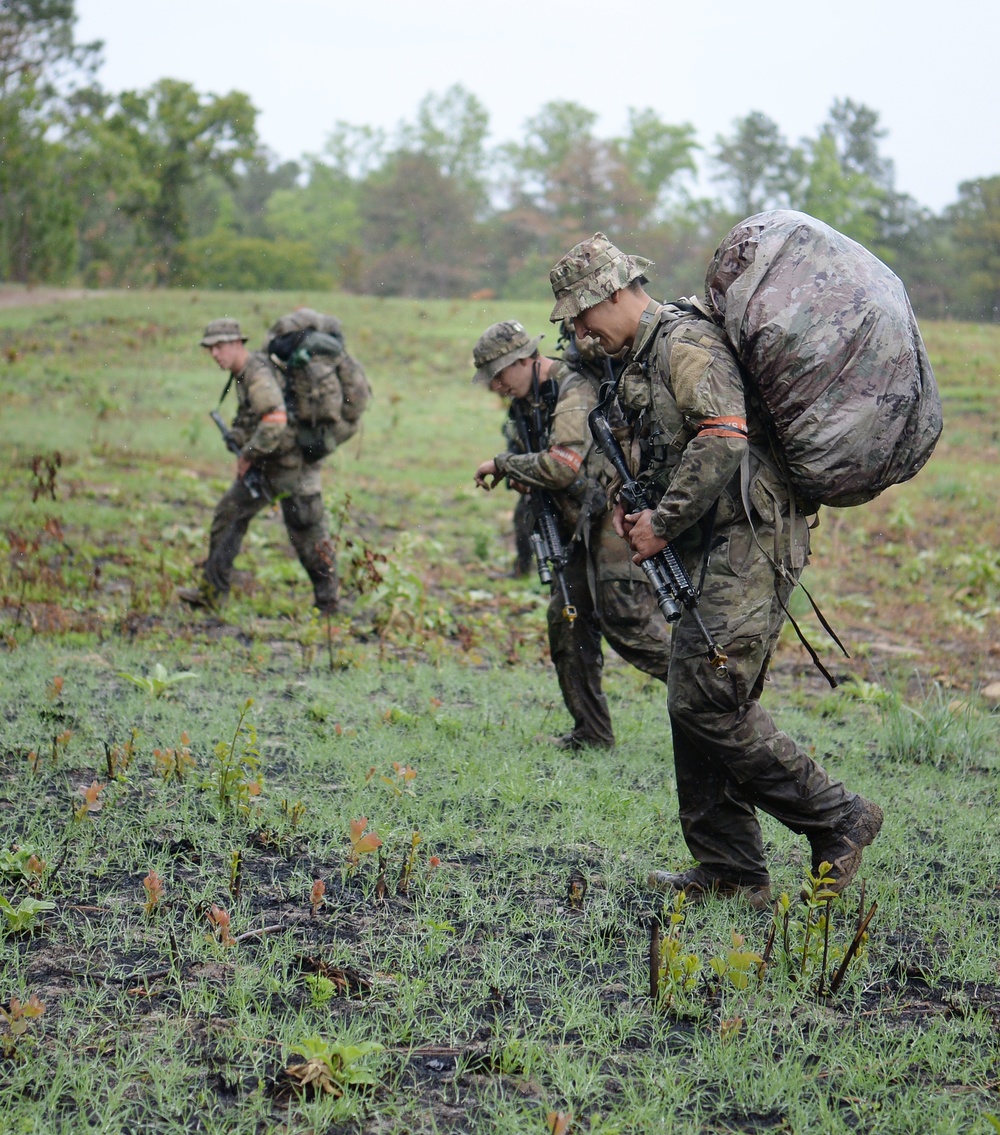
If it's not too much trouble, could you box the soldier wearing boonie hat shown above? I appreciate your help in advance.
[470,318,672,751]
[472,320,543,385]
[178,313,338,615]
[546,232,882,908]
[199,318,247,346]
[549,233,652,322]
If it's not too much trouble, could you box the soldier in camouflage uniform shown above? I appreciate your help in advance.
[549,235,882,903]
[472,320,672,750]
[178,318,337,613]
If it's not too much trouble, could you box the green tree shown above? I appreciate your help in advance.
[357,151,486,296]
[501,100,598,198]
[266,158,364,289]
[823,97,893,189]
[103,78,258,281]
[172,232,330,290]
[947,176,1000,320]
[399,85,490,207]
[0,0,100,100]
[794,133,881,247]
[619,107,698,210]
[712,111,796,216]
[0,0,101,281]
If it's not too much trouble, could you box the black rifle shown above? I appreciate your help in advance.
[508,378,577,624]
[587,380,728,675]
[209,410,271,502]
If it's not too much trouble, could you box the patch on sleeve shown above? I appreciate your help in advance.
[549,445,583,472]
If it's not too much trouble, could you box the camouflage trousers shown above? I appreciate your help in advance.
[667,512,856,884]
[548,510,672,747]
[203,459,337,611]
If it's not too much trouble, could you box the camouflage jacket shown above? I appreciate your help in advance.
[494,359,610,527]
[618,300,795,547]
[228,351,297,463]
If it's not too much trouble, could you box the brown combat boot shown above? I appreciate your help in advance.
[177,581,224,611]
[548,733,614,752]
[808,796,883,895]
[647,866,772,911]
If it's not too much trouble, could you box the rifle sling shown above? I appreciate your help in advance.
[217,371,235,408]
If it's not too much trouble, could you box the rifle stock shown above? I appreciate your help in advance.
[588,387,728,675]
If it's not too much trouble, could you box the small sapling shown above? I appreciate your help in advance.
[0,895,55,934]
[1,995,45,1056]
[206,904,235,947]
[347,817,382,873]
[284,1035,384,1097]
[118,663,198,699]
[142,870,164,915]
[73,779,104,822]
[152,732,194,782]
[309,878,326,915]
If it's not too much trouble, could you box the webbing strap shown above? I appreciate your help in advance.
[738,450,847,689]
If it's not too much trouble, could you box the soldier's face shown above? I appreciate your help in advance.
[206,340,245,371]
[573,294,631,354]
[489,357,534,399]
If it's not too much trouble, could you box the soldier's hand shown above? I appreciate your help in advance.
[475,459,500,491]
[612,501,630,538]
[626,509,668,563]
[509,478,530,495]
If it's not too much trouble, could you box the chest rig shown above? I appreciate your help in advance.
[616,301,702,487]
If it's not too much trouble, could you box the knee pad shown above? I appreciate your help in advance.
[283,492,325,531]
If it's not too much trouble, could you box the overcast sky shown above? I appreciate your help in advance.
[75,0,998,214]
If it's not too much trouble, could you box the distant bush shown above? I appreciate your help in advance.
[172,233,333,290]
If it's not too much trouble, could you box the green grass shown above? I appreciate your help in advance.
[1,290,999,1134]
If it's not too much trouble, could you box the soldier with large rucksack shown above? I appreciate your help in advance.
[179,310,369,615]
[548,216,940,906]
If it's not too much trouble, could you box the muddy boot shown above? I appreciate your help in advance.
[177,580,224,611]
[647,865,772,911]
[308,565,339,615]
[807,796,883,895]
[548,732,614,752]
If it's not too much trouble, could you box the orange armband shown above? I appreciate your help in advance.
[549,445,583,472]
[261,409,288,424]
[697,416,747,439]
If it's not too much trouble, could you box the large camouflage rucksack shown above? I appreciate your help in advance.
[265,308,372,463]
[705,210,942,508]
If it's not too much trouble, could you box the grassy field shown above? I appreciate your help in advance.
[1,289,998,1134]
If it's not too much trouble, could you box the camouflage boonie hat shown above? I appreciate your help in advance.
[549,233,652,322]
[472,320,543,385]
[199,318,247,347]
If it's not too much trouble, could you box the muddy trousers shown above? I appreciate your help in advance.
[547,528,673,748]
[667,523,856,885]
[203,467,337,611]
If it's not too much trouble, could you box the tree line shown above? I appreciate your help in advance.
[3,1,998,320]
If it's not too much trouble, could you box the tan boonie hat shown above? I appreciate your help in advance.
[199,318,247,347]
[472,320,543,385]
[549,233,652,322]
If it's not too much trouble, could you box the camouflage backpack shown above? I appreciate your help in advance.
[705,210,942,508]
[265,308,372,462]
